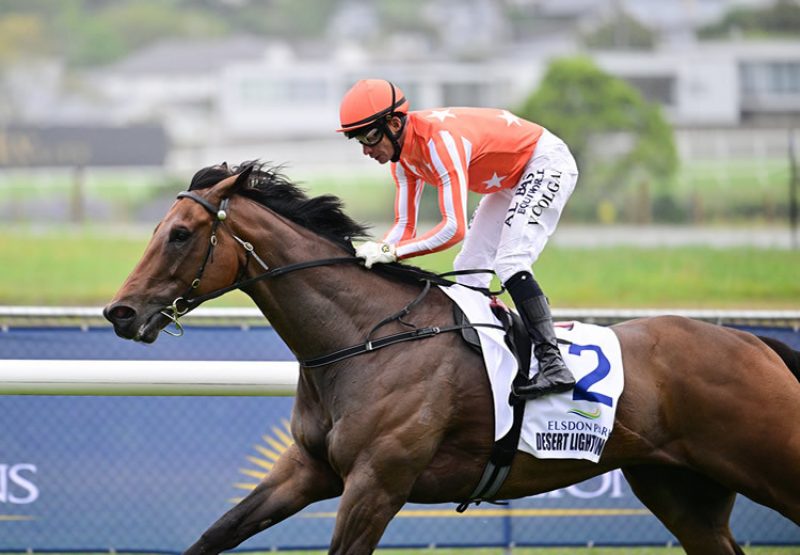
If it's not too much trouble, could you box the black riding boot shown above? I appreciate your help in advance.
[505,272,575,401]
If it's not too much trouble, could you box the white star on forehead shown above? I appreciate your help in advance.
[483,172,507,189]
[427,109,456,122]
[498,110,521,126]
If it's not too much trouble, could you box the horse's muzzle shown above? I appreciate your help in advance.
[103,302,167,343]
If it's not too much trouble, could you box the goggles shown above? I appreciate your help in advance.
[354,126,384,146]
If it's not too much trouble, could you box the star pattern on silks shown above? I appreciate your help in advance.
[497,110,522,126]
[483,172,507,189]
[427,109,456,122]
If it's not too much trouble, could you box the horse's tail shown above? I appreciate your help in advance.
[757,335,800,382]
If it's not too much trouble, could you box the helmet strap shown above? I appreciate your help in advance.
[381,114,406,163]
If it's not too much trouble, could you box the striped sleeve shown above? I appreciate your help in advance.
[395,130,471,258]
[383,162,424,245]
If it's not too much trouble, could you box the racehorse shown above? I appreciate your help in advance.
[104,161,800,555]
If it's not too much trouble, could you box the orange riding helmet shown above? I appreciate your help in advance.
[337,79,409,133]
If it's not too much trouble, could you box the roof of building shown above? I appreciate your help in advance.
[106,35,273,76]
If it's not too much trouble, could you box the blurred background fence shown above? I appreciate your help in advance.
[1,309,799,551]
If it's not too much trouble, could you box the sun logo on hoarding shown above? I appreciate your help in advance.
[230,418,294,503]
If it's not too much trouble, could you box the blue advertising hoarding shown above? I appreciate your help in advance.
[0,325,798,551]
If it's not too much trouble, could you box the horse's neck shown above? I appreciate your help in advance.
[232,209,410,361]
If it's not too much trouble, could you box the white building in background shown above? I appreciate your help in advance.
[213,37,800,136]
[209,40,800,174]
[593,39,800,127]
[215,60,536,140]
[79,24,800,175]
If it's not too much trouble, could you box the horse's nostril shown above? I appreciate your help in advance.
[104,304,136,323]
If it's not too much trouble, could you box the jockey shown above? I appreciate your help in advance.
[337,79,578,401]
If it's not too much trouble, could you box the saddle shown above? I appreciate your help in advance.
[452,300,532,511]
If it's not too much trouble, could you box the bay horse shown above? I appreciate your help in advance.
[104,161,800,555]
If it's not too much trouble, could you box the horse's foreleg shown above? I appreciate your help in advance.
[622,465,744,555]
[327,468,412,555]
[183,444,342,555]
[326,428,442,555]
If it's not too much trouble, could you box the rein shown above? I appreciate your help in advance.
[164,190,504,365]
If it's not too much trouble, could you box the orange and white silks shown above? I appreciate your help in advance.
[384,107,544,259]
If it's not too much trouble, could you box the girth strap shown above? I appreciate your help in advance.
[456,303,531,512]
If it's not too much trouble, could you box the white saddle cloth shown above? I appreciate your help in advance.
[440,284,624,463]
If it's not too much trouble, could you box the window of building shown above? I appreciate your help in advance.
[239,78,328,105]
[741,61,800,95]
[623,76,675,106]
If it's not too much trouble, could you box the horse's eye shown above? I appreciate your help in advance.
[169,227,192,243]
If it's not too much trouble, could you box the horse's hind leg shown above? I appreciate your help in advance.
[622,465,744,555]
[183,444,342,555]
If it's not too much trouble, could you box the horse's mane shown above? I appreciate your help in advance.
[188,160,446,287]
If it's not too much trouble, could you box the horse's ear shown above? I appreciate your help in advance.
[215,165,253,198]
[233,165,253,192]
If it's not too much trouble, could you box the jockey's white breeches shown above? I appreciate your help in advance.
[453,128,579,289]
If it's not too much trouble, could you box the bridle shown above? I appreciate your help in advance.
[160,191,360,336]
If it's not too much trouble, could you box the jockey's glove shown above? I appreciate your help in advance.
[356,241,397,268]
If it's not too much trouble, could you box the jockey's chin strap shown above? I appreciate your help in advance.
[381,114,406,163]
